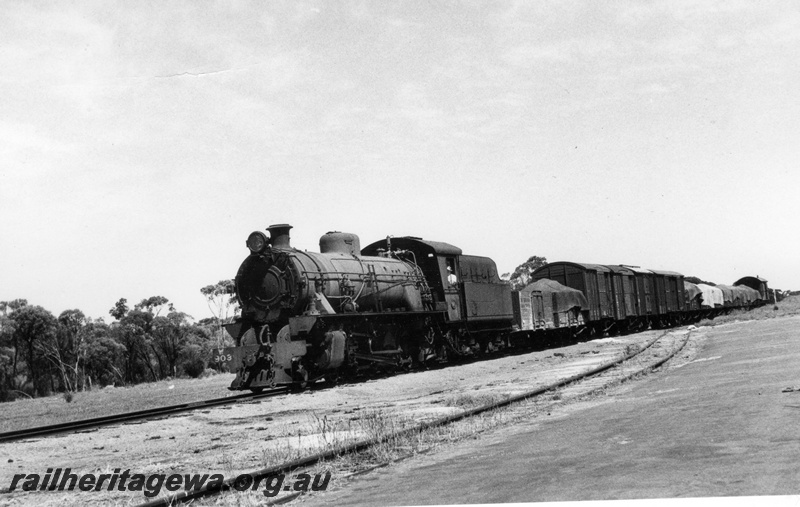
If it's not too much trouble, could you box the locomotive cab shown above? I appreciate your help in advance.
[362,236,463,317]
[361,237,514,327]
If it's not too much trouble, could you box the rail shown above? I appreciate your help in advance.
[0,388,288,443]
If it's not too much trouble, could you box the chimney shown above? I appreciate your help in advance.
[267,224,293,249]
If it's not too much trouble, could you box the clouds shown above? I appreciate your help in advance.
[0,120,77,161]
[0,4,115,83]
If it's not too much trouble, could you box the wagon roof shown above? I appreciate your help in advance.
[734,275,768,284]
[619,265,652,275]
[604,264,636,274]
[648,269,684,277]
[618,266,684,277]
[539,261,611,273]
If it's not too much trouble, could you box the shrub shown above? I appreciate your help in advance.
[200,368,219,378]
[181,357,206,378]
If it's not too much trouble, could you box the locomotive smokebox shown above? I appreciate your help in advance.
[319,231,361,256]
[268,224,293,249]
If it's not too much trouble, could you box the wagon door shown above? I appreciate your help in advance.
[610,273,626,320]
[654,275,667,314]
[531,290,546,329]
[639,274,654,315]
[664,277,677,312]
[622,274,636,317]
[596,270,613,319]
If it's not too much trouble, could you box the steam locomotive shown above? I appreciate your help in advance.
[216,224,769,391]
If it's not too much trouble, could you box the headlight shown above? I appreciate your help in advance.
[246,231,268,253]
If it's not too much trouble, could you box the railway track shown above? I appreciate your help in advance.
[0,335,636,444]
[138,329,693,507]
[0,388,288,443]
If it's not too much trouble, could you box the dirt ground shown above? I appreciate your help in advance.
[1,329,673,506]
[304,316,800,506]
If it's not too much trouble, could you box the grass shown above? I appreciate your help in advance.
[623,343,641,356]
[443,392,509,409]
[258,409,420,470]
[0,372,237,433]
[205,382,616,505]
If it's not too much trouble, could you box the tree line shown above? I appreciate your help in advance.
[0,281,238,402]
[501,255,548,290]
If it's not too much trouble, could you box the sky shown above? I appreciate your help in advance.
[1,0,798,322]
